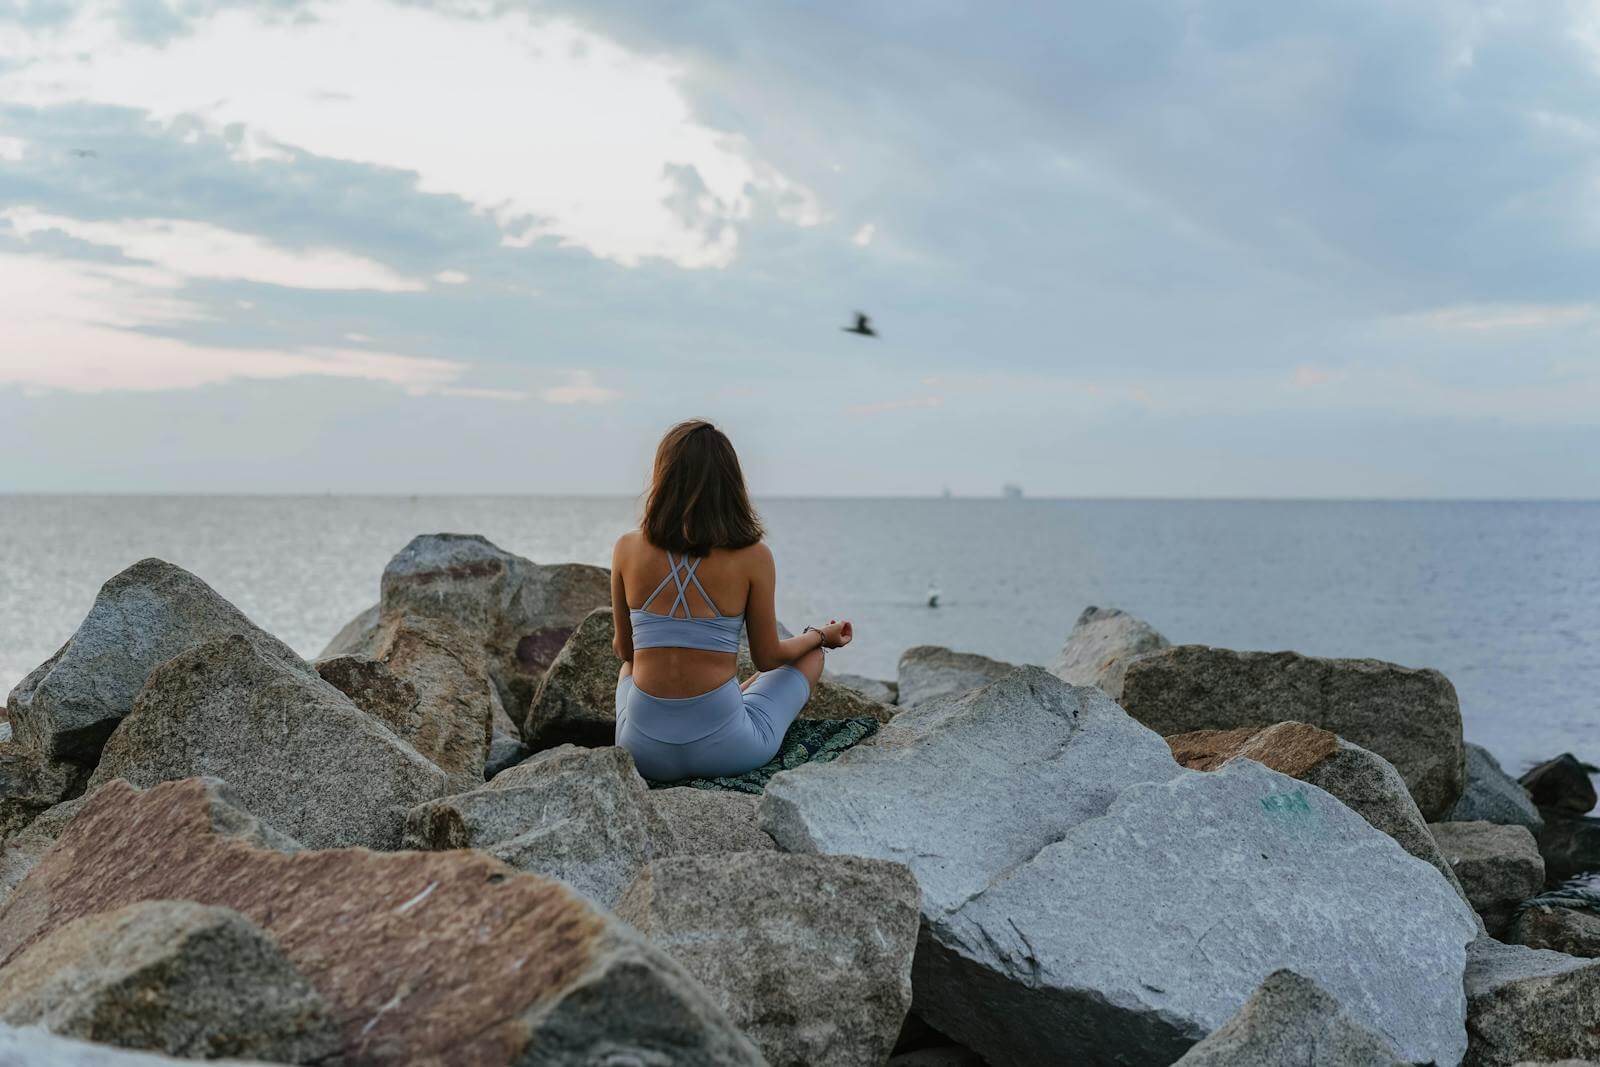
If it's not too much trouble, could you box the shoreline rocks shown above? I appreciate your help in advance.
[1464,936,1600,1066]
[1051,605,1170,699]
[1430,822,1545,936]
[894,645,1014,709]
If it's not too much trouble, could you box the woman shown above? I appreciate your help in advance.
[611,419,853,781]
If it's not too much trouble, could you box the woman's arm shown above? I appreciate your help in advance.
[610,536,634,664]
[744,543,829,671]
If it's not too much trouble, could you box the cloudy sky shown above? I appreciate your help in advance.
[2,0,1599,497]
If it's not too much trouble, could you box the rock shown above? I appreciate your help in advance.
[0,742,87,841]
[1534,815,1600,885]
[895,645,1014,709]
[404,744,671,908]
[828,672,897,705]
[1449,744,1545,832]
[761,667,1183,922]
[0,797,88,910]
[1169,722,1470,903]
[0,777,765,1066]
[484,734,529,778]
[0,1025,275,1066]
[1120,645,1466,819]
[0,900,337,1062]
[1510,906,1600,959]
[1520,755,1597,817]
[1170,969,1407,1066]
[322,533,612,715]
[1051,604,1170,699]
[886,1047,985,1067]
[526,608,893,751]
[1464,936,1600,1066]
[1431,822,1545,935]
[650,788,775,856]
[5,559,309,764]
[616,852,920,1067]
[316,613,494,793]
[90,635,448,849]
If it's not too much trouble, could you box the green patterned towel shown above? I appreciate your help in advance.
[647,717,880,795]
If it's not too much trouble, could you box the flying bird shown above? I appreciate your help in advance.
[842,311,877,337]
[69,148,97,158]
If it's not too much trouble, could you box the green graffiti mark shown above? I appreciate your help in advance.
[1260,788,1313,816]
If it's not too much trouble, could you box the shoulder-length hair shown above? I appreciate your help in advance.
[642,419,764,557]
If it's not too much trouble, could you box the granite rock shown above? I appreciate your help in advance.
[827,672,898,705]
[1431,822,1545,936]
[1520,755,1597,817]
[0,900,337,1062]
[1171,969,1407,1066]
[0,777,764,1066]
[5,559,308,764]
[895,645,1015,709]
[617,851,919,1067]
[1120,645,1466,819]
[650,787,775,856]
[1510,906,1600,959]
[1051,605,1170,700]
[1448,744,1544,832]
[1464,936,1600,1067]
[90,635,448,849]
[0,742,88,842]
[1535,815,1600,885]
[0,1025,274,1066]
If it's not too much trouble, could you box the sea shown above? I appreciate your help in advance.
[2,495,1596,774]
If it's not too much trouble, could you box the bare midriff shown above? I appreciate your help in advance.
[632,646,738,699]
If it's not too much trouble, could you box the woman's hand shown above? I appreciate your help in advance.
[820,619,853,649]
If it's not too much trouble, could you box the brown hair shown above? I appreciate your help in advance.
[642,419,764,556]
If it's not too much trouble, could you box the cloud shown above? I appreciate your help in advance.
[539,370,619,405]
[1291,364,1335,388]
[852,222,876,247]
[433,269,470,285]
[1402,304,1597,332]
[846,395,942,415]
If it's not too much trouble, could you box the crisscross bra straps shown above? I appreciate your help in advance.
[629,552,745,654]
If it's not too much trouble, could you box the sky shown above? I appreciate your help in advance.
[2,0,1599,498]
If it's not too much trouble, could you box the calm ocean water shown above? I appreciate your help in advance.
[2,495,1596,773]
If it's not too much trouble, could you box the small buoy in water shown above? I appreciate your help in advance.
[926,583,940,609]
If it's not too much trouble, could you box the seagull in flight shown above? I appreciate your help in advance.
[69,148,97,158]
[842,311,877,337]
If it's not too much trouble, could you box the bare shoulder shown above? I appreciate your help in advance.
[726,540,773,574]
[612,528,644,564]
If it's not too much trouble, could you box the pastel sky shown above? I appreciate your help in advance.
[3,0,1600,497]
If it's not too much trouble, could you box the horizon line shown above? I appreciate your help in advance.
[3,490,1599,504]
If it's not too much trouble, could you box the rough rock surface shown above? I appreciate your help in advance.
[895,645,1015,709]
[1464,936,1600,1066]
[828,672,897,705]
[0,742,87,841]
[1520,755,1597,817]
[316,613,495,793]
[650,788,775,856]
[617,852,920,1067]
[1171,970,1407,1066]
[90,635,448,849]
[484,735,529,778]
[1511,906,1600,958]
[1051,605,1170,699]
[320,533,611,715]
[5,559,308,763]
[526,608,892,751]
[1449,744,1544,831]
[761,667,1183,921]
[917,759,1478,1066]
[0,797,88,910]
[1120,645,1466,819]
[0,1025,274,1066]
[404,744,671,908]
[0,777,764,1066]
[0,900,337,1062]
[1535,815,1600,885]
[1169,722,1469,902]
[1431,822,1545,935]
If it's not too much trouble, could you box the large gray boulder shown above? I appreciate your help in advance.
[1448,744,1544,832]
[1464,936,1600,1066]
[1519,755,1597,817]
[1171,970,1407,1066]
[920,759,1478,1066]
[316,613,495,793]
[0,742,87,841]
[0,900,337,1062]
[1430,822,1545,936]
[1510,905,1600,959]
[617,852,920,1067]
[0,1025,275,1066]
[895,645,1014,709]
[761,667,1182,921]
[90,636,448,849]
[1119,645,1466,819]
[403,744,671,908]
[526,608,892,751]
[321,533,611,716]
[827,672,897,705]
[6,559,308,764]
[650,788,775,856]
[1051,605,1170,699]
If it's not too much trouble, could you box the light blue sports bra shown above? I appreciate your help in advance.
[629,552,744,654]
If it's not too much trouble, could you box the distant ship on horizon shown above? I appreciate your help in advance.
[1002,483,1023,499]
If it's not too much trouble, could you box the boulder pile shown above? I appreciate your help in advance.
[1,541,1593,1066]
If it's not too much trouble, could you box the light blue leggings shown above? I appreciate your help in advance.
[615,666,811,781]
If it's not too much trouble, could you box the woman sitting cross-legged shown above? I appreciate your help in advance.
[610,419,853,781]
